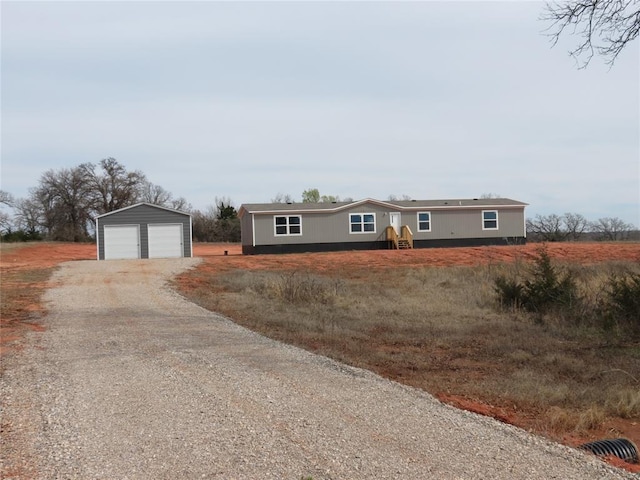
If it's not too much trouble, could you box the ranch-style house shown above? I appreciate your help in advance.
[238,198,527,255]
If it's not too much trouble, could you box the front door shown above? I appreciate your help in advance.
[389,212,401,234]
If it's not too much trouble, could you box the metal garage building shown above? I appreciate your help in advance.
[96,203,193,260]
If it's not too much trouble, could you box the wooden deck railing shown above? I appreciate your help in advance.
[386,225,399,249]
[386,225,413,249]
[401,225,414,249]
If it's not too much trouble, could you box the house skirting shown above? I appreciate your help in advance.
[413,237,526,249]
[242,237,526,255]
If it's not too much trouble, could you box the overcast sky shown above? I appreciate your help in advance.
[1,1,638,225]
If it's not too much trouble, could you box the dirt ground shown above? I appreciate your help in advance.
[190,241,640,273]
[2,241,639,472]
[2,240,639,273]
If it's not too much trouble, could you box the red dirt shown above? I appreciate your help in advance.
[0,242,95,271]
[191,242,640,274]
[2,241,639,472]
[0,243,95,358]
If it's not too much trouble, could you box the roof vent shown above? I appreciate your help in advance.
[473,198,479,201]
[286,202,292,204]
[444,201,448,205]
[411,199,417,202]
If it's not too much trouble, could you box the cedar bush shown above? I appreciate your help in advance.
[599,271,640,336]
[494,245,577,314]
[494,245,640,336]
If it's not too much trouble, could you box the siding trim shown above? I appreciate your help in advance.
[252,214,256,247]
[95,217,100,260]
[96,202,191,219]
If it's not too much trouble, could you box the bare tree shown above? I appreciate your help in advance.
[170,197,191,212]
[140,181,173,206]
[526,214,568,241]
[12,197,43,236]
[7,160,187,241]
[0,190,14,234]
[271,193,295,203]
[0,190,14,207]
[138,180,189,211]
[590,216,634,240]
[527,212,598,241]
[563,212,590,240]
[388,194,412,201]
[543,0,640,67]
[191,205,218,242]
[0,213,10,234]
[88,158,146,214]
[33,166,94,241]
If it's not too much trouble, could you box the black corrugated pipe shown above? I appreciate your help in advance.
[579,438,639,464]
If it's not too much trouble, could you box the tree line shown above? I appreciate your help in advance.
[1,163,636,243]
[526,213,636,242]
[0,158,240,243]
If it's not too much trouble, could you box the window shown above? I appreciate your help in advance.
[417,212,431,232]
[274,215,302,236]
[350,213,375,233]
[482,210,498,230]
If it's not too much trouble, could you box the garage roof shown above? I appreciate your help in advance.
[95,202,191,219]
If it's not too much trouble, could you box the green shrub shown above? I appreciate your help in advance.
[494,245,578,315]
[1,230,43,242]
[599,271,640,336]
[522,247,577,313]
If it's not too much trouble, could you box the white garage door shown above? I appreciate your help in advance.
[104,225,140,260]
[148,224,183,259]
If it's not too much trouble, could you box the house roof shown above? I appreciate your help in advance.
[95,202,191,219]
[238,198,527,217]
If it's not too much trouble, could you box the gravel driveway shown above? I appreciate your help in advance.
[1,258,634,479]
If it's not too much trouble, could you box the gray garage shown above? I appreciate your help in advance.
[96,203,192,260]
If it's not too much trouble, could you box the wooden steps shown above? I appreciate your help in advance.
[385,225,414,249]
[397,239,412,249]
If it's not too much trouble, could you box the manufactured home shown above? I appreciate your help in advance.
[239,198,527,254]
[96,203,193,260]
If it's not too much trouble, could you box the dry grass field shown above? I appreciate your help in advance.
[177,242,640,472]
[2,241,639,472]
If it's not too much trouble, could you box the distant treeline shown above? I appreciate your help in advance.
[526,213,637,242]
[0,158,240,243]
